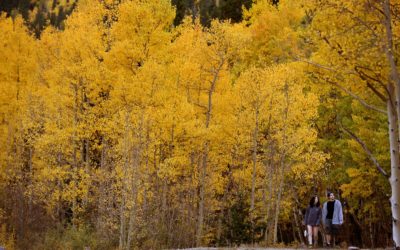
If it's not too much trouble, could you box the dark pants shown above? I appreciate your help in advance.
[325,219,340,235]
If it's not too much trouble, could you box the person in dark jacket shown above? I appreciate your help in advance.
[304,196,322,248]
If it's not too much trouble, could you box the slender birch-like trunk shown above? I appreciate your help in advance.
[126,162,138,250]
[97,137,107,236]
[264,161,274,244]
[72,83,79,228]
[369,211,374,248]
[119,111,131,250]
[83,139,89,207]
[386,81,400,249]
[383,1,400,247]
[197,143,208,246]
[263,106,274,245]
[292,205,303,244]
[250,108,259,243]
[126,112,144,249]
[196,58,224,246]
[28,147,33,220]
[273,82,289,244]
[273,155,285,244]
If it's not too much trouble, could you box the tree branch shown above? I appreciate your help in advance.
[366,81,388,102]
[354,66,390,98]
[325,79,387,114]
[295,57,387,114]
[340,124,389,178]
[295,57,355,76]
[353,67,388,103]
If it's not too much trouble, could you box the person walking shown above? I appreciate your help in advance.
[304,196,322,248]
[322,192,343,247]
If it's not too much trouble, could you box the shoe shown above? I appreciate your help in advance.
[308,245,313,249]
[326,243,331,248]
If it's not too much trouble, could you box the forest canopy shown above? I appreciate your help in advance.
[0,0,399,249]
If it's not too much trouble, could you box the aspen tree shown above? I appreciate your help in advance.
[303,0,400,246]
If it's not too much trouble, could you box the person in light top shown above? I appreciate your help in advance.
[322,192,343,247]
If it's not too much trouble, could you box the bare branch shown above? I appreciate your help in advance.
[354,65,386,85]
[193,102,207,110]
[366,81,388,102]
[338,4,380,39]
[295,57,355,76]
[295,57,387,114]
[354,66,389,102]
[340,125,389,178]
[326,79,387,114]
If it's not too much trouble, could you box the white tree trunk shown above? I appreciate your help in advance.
[250,109,259,243]
[273,155,286,244]
[383,1,400,245]
[387,81,400,248]
[196,145,208,246]
[196,58,224,246]
[119,111,131,250]
[273,82,290,244]
[264,160,274,244]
